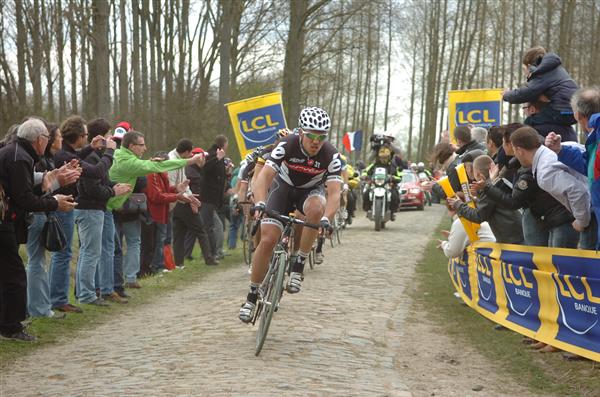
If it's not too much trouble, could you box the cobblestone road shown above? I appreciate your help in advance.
[1,205,536,396]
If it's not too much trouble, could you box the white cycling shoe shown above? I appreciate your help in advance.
[239,300,256,323]
[315,252,324,264]
[287,272,303,294]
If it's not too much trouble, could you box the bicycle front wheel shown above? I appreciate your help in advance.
[255,251,287,356]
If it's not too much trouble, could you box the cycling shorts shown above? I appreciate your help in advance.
[263,176,325,230]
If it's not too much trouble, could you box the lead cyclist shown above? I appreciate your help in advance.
[239,107,343,323]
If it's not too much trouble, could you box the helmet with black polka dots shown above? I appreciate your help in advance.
[298,107,331,132]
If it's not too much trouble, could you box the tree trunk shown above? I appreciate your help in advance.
[282,0,308,126]
[119,0,129,118]
[92,0,110,117]
[15,0,28,116]
[218,0,233,137]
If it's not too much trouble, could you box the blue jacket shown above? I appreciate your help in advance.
[558,113,600,245]
[503,53,578,112]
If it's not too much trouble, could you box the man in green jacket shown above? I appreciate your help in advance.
[100,131,205,297]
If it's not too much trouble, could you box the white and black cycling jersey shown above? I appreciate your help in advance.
[265,134,343,189]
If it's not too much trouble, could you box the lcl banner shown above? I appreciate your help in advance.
[449,242,600,362]
[447,89,503,143]
[226,92,287,159]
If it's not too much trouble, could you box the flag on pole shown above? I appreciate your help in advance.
[342,130,363,152]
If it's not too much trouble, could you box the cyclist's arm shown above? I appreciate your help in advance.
[253,164,277,204]
[324,181,342,221]
[250,161,264,187]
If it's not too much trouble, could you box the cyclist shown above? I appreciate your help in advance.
[239,107,342,323]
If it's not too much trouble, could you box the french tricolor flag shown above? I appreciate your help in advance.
[342,130,363,152]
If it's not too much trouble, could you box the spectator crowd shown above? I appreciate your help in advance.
[433,46,599,359]
[0,115,242,341]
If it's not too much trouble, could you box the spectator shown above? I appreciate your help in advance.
[512,126,591,237]
[471,127,488,146]
[496,123,523,184]
[437,202,496,259]
[146,151,194,273]
[477,157,578,249]
[103,131,206,293]
[109,121,133,297]
[523,101,577,142]
[546,86,600,249]
[200,135,228,261]
[449,155,524,244]
[75,118,131,306]
[447,126,486,192]
[503,46,578,127]
[0,118,77,341]
[50,115,111,314]
[180,147,217,266]
[486,126,504,162]
[26,122,64,318]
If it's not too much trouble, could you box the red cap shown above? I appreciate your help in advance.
[113,121,132,141]
[192,147,206,155]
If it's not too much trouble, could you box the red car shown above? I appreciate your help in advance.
[398,171,425,210]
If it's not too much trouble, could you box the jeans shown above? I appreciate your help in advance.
[0,228,27,335]
[113,220,124,293]
[200,202,218,257]
[74,209,104,303]
[26,213,52,317]
[49,210,75,308]
[121,219,141,283]
[579,213,598,250]
[228,212,244,249]
[150,223,168,272]
[521,209,548,247]
[99,211,116,295]
[549,222,580,249]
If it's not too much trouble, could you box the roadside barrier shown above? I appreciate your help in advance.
[449,242,600,361]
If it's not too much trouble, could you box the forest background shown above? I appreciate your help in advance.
[0,0,599,162]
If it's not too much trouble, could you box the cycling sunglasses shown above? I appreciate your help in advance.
[302,131,327,142]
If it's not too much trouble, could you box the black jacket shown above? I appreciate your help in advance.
[200,144,226,207]
[455,179,524,244]
[0,139,59,242]
[76,149,115,210]
[186,163,203,196]
[54,142,114,197]
[484,167,574,230]
[525,121,578,142]
[447,140,486,192]
[503,53,578,112]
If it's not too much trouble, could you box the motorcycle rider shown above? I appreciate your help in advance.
[361,146,401,220]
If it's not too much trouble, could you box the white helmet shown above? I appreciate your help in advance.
[298,107,331,132]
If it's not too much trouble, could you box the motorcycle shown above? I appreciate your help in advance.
[364,167,393,231]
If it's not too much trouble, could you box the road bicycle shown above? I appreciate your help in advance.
[252,210,319,356]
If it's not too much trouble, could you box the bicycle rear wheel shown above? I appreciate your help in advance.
[255,251,287,356]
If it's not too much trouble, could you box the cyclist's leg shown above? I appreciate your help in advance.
[240,178,289,321]
[287,188,325,293]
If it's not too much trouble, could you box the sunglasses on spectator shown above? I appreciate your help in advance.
[303,131,327,142]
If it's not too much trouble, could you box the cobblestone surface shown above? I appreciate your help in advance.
[1,206,537,396]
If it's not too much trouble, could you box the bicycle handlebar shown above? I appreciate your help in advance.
[264,210,320,230]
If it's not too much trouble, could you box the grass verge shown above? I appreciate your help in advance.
[0,247,245,369]
[414,215,600,397]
